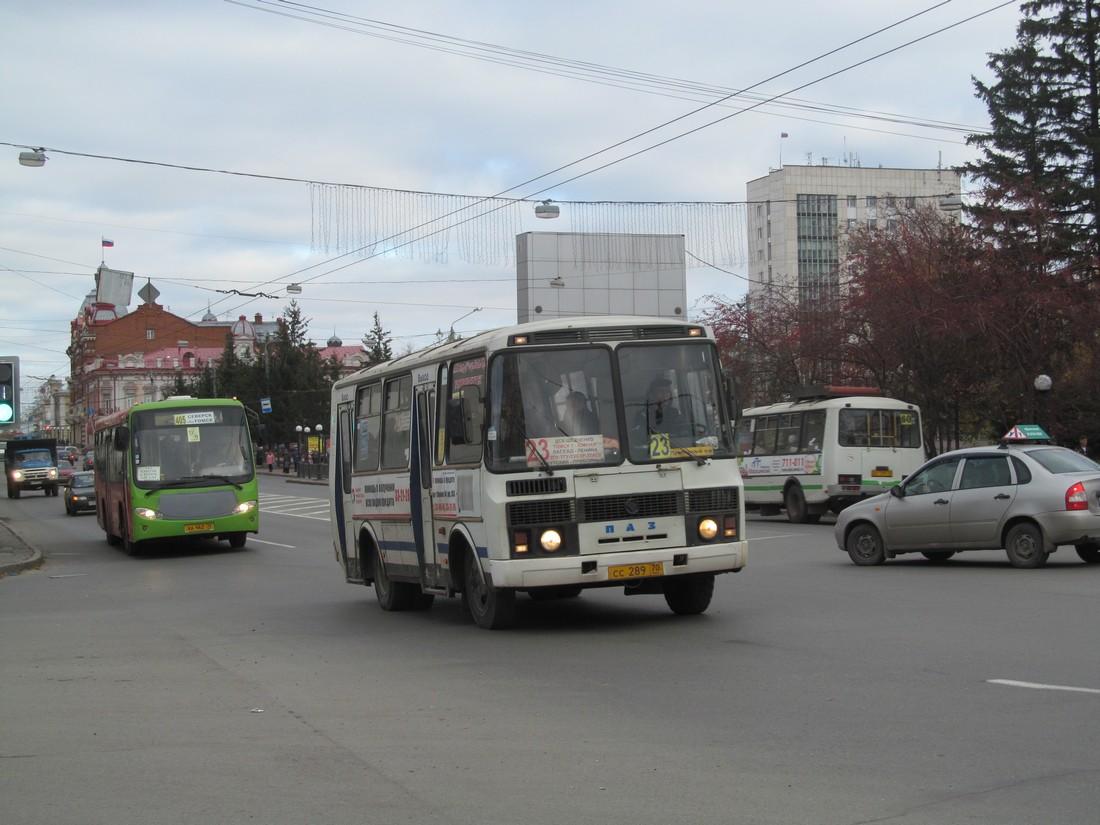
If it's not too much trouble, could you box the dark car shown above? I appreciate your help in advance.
[64,471,97,515]
[82,448,95,470]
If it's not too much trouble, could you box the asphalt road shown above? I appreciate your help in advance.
[1,474,1098,825]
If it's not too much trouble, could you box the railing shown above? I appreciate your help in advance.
[297,463,329,481]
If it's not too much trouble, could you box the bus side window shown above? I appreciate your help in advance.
[381,375,412,469]
[802,410,825,451]
[355,383,381,472]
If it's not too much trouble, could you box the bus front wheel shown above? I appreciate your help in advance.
[663,573,715,615]
[462,551,515,630]
[228,532,247,549]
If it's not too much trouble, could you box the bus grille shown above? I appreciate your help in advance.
[686,487,740,512]
[507,499,575,526]
[506,477,567,497]
[578,491,683,522]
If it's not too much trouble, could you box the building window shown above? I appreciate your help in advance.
[796,194,839,305]
[847,195,857,208]
[868,218,878,229]
[885,196,896,208]
[906,196,916,208]
[146,329,155,340]
[887,219,898,232]
[866,195,877,208]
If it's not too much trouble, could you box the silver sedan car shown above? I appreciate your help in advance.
[835,442,1100,568]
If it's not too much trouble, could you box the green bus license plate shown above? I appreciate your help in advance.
[608,561,665,580]
[184,522,214,533]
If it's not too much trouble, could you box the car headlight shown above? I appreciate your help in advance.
[697,517,719,541]
[539,529,563,552]
[133,507,162,520]
[47,468,58,479]
[11,470,24,481]
[233,500,258,515]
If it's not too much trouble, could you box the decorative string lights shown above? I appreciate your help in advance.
[309,182,749,270]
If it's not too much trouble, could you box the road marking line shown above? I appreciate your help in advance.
[250,538,295,548]
[987,679,1100,695]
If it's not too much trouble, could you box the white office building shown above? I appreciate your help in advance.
[745,165,962,306]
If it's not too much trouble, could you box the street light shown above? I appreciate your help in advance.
[1034,374,1052,436]
[448,307,482,342]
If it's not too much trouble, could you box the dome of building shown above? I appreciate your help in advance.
[231,315,255,338]
[327,333,343,347]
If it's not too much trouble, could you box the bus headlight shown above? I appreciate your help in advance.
[697,518,719,541]
[134,507,162,520]
[539,529,563,553]
[233,500,258,515]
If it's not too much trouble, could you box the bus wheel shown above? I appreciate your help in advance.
[846,524,886,566]
[462,551,516,630]
[121,529,139,557]
[372,550,413,611]
[228,533,247,549]
[662,573,715,615]
[785,485,810,524]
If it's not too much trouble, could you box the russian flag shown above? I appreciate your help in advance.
[101,238,114,248]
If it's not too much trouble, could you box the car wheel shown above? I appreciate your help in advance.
[846,523,886,566]
[228,532,247,549]
[921,551,955,563]
[1004,523,1049,568]
[1074,543,1100,564]
[785,485,810,524]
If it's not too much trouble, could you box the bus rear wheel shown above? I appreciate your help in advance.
[372,550,414,611]
[785,485,810,524]
[462,550,515,630]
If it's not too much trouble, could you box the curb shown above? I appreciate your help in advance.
[0,520,43,578]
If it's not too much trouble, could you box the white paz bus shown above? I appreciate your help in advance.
[329,316,748,629]
[736,386,923,523]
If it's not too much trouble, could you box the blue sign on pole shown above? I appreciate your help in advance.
[261,396,272,414]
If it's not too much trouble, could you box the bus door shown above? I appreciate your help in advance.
[412,376,444,589]
[334,399,358,580]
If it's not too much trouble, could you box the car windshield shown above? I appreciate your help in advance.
[70,474,94,489]
[1022,447,1100,474]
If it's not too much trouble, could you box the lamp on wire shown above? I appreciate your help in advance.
[18,148,46,167]
[534,199,559,219]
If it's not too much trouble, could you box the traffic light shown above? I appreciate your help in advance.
[0,358,19,425]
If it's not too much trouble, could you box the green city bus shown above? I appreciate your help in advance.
[93,397,259,554]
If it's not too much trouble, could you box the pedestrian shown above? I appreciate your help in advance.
[1077,437,1090,457]
[266,450,275,473]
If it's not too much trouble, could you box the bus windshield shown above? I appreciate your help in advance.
[130,405,254,488]
[486,341,734,471]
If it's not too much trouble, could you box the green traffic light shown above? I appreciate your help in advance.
[0,402,13,423]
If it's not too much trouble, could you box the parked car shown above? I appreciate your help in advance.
[835,439,1100,568]
[64,470,97,515]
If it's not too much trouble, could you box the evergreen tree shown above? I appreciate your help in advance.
[964,0,1100,275]
[362,311,393,368]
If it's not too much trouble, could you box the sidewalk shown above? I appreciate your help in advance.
[0,518,42,578]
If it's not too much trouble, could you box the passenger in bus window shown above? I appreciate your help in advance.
[562,391,599,436]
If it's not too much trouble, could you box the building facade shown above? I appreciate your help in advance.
[66,288,367,446]
[745,164,963,306]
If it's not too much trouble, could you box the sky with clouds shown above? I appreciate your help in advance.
[2,0,1023,392]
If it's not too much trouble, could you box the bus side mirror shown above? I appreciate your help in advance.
[447,387,483,445]
[113,426,130,452]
